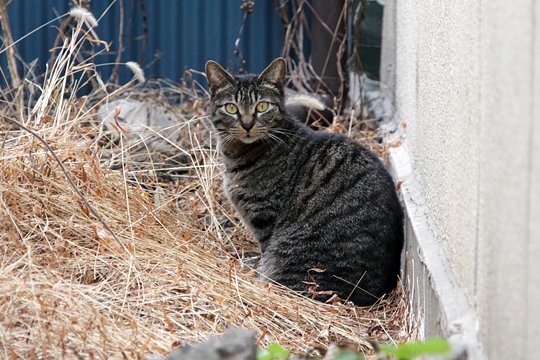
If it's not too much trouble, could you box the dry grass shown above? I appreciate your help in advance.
[0,6,415,359]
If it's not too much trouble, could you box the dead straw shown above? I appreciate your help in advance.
[0,3,415,359]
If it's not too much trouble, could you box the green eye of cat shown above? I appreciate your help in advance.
[224,103,238,114]
[256,101,269,113]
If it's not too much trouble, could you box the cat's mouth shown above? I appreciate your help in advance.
[234,126,266,144]
[238,133,261,144]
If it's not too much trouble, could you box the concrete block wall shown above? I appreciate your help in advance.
[381,1,540,358]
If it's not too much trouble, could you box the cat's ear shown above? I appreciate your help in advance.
[258,57,286,86]
[205,60,235,92]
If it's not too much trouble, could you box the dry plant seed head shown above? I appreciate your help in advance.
[68,7,98,28]
[126,61,146,83]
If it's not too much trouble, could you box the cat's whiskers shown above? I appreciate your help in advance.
[260,134,274,148]
[219,133,236,147]
[269,128,302,142]
[267,132,288,148]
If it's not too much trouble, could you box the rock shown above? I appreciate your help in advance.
[162,327,256,360]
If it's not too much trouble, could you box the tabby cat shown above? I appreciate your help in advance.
[205,58,403,306]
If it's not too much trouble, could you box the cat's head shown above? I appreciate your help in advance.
[205,58,286,144]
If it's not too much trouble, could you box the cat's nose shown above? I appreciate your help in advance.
[240,120,255,132]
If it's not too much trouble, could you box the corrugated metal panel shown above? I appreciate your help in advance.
[1,1,284,85]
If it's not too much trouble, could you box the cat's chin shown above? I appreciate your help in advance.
[238,135,261,144]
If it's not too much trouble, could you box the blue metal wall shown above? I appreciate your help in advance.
[2,0,284,84]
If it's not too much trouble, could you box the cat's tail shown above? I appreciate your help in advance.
[285,92,335,124]
[285,94,326,111]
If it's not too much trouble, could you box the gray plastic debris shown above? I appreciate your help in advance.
[97,99,193,180]
[161,327,256,360]
[98,98,182,154]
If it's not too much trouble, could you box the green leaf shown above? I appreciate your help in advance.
[267,343,290,359]
[257,348,271,360]
[379,338,451,360]
[257,343,290,360]
[333,350,365,360]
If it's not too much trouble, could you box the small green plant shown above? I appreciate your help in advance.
[256,337,451,360]
[257,343,290,360]
[333,350,364,360]
[379,338,451,360]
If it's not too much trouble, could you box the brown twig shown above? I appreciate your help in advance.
[0,0,21,87]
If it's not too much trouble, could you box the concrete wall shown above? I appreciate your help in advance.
[381,1,540,358]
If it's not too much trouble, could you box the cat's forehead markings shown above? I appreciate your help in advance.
[236,83,257,103]
[248,88,257,103]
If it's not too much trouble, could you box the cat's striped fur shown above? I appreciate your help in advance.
[205,58,403,305]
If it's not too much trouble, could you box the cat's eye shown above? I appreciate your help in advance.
[224,103,238,114]
[256,101,269,113]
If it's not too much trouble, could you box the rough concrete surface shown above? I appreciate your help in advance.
[382,0,540,358]
[162,327,256,360]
